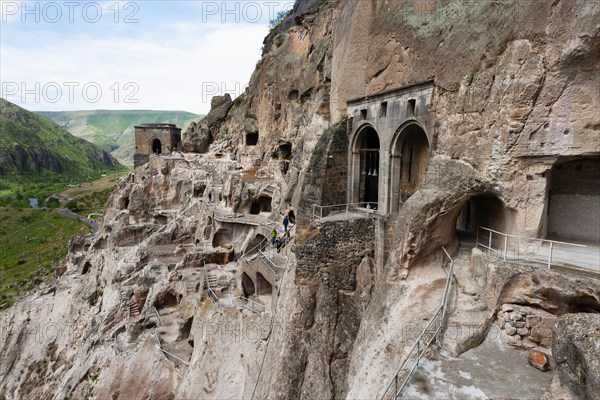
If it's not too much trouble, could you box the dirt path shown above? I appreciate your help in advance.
[58,208,100,234]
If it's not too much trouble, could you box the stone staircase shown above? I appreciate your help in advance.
[203,271,218,289]
[129,301,140,318]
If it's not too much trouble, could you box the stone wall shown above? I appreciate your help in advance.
[497,303,556,349]
[321,119,349,207]
[297,118,348,225]
[295,217,374,288]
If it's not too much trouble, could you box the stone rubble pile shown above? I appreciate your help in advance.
[497,303,556,349]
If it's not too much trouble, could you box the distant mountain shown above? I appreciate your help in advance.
[0,99,121,181]
[38,110,204,165]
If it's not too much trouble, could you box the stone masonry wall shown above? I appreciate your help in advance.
[295,218,374,288]
[496,303,556,349]
[321,118,349,207]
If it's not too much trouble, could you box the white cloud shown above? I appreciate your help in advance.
[0,2,269,113]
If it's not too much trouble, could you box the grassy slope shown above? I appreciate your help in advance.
[0,99,126,206]
[39,110,204,165]
[0,100,121,173]
[0,208,90,310]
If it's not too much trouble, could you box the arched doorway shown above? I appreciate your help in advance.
[352,126,380,208]
[152,138,162,155]
[390,123,430,212]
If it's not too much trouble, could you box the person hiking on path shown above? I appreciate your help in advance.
[283,215,289,232]
[271,229,277,246]
[276,236,283,253]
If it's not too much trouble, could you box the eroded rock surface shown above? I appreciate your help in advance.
[1,0,599,399]
[543,313,600,400]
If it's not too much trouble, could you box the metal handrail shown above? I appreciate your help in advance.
[258,250,281,277]
[240,236,269,260]
[239,296,266,314]
[476,226,598,271]
[379,246,454,400]
[312,202,380,220]
[203,262,221,304]
[153,330,190,366]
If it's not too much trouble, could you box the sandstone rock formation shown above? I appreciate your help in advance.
[543,313,600,400]
[182,94,233,153]
[1,0,599,399]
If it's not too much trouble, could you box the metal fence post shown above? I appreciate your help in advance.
[488,230,493,255]
[548,241,553,269]
[503,235,508,261]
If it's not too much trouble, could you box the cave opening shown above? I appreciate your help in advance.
[212,229,233,248]
[279,141,292,160]
[250,196,272,215]
[246,132,259,146]
[244,234,266,257]
[256,272,272,296]
[545,158,600,244]
[242,272,255,297]
[455,194,508,250]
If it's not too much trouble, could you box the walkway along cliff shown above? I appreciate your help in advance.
[1,1,599,399]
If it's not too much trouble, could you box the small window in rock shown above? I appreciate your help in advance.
[194,184,206,198]
[288,90,299,101]
[407,99,416,117]
[246,132,259,146]
[360,109,368,120]
[250,201,261,215]
[279,141,292,160]
[380,102,388,117]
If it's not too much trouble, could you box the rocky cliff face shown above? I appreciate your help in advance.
[1,0,599,399]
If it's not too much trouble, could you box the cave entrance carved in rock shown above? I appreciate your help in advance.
[256,272,272,296]
[390,122,430,212]
[244,234,266,257]
[242,272,255,297]
[545,158,600,244]
[455,194,509,249]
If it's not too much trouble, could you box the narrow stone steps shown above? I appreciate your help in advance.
[130,302,140,317]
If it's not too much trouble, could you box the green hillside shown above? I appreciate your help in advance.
[0,208,90,310]
[0,98,125,206]
[38,110,204,165]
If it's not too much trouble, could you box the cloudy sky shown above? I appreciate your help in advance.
[1,0,293,113]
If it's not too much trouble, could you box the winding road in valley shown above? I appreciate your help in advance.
[58,209,100,234]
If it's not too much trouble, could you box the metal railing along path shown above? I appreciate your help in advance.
[379,247,455,400]
[476,226,599,273]
[312,202,380,221]
[153,330,190,366]
[202,262,266,315]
